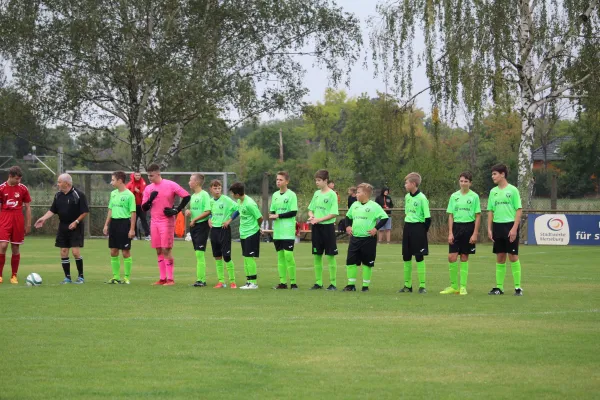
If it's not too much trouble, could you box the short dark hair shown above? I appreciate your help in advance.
[380,186,390,196]
[229,182,245,196]
[8,166,23,177]
[147,164,161,173]
[277,171,290,181]
[112,171,127,183]
[210,179,222,188]
[491,164,508,178]
[459,171,473,182]
[314,169,329,182]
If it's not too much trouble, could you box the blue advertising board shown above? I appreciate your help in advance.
[527,214,600,245]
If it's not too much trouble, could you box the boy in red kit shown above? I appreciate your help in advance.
[126,171,150,240]
[0,166,32,284]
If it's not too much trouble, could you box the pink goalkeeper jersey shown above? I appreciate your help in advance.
[142,179,189,226]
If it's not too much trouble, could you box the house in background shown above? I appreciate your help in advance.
[532,136,572,171]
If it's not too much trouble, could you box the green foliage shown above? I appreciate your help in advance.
[560,111,600,197]
[1,0,362,169]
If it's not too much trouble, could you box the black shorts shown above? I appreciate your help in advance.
[346,236,377,267]
[108,218,132,250]
[210,227,232,259]
[311,223,338,256]
[402,222,428,257]
[274,239,295,252]
[190,221,210,251]
[492,222,519,255]
[449,222,476,255]
[240,230,260,258]
[55,222,84,249]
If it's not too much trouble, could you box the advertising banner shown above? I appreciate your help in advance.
[527,214,600,245]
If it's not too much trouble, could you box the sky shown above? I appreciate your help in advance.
[2,0,431,123]
[294,0,430,114]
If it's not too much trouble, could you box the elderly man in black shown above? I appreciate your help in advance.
[35,173,89,284]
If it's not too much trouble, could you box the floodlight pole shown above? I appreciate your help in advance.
[57,147,64,175]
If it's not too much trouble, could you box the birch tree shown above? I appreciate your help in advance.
[370,0,599,206]
[0,0,361,170]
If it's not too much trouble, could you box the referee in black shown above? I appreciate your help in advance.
[35,173,89,284]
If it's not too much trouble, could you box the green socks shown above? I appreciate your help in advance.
[226,261,236,283]
[347,264,357,286]
[215,259,225,283]
[496,263,506,291]
[327,255,337,287]
[417,261,426,288]
[277,251,287,284]
[243,258,249,280]
[460,261,468,288]
[110,256,120,280]
[284,250,296,284]
[362,266,373,287]
[123,257,132,279]
[111,256,132,280]
[245,257,257,284]
[403,261,412,288]
[195,251,206,282]
[314,255,323,286]
[512,260,522,289]
[449,261,458,290]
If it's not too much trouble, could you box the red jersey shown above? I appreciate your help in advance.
[0,182,32,212]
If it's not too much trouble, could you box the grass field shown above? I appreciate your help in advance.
[0,238,598,399]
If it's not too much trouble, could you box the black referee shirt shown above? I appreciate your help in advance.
[50,187,89,224]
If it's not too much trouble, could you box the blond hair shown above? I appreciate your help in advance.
[356,183,373,196]
[404,172,422,187]
[191,173,205,185]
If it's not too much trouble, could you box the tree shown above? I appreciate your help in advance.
[1,0,362,170]
[370,0,600,207]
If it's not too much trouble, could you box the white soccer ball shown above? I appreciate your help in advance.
[185,232,192,242]
[26,273,42,286]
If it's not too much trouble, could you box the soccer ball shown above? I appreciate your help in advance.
[26,273,42,286]
[185,232,192,242]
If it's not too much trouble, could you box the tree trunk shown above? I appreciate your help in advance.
[130,125,144,171]
[518,100,537,210]
[160,122,184,170]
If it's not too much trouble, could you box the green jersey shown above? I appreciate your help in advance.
[404,191,430,223]
[190,190,211,222]
[446,190,481,223]
[238,195,262,239]
[487,184,522,223]
[270,189,298,240]
[347,200,388,238]
[108,189,136,219]
[210,195,238,228]
[308,189,338,224]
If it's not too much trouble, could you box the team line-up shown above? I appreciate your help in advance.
[0,163,524,295]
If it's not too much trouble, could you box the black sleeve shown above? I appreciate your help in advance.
[78,190,89,213]
[176,195,191,211]
[375,217,389,230]
[278,210,297,219]
[50,193,59,214]
[424,217,431,232]
[345,216,353,227]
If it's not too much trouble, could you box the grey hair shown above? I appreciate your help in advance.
[58,173,73,185]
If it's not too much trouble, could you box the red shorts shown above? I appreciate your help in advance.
[0,212,25,245]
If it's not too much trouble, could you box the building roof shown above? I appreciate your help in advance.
[532,136,572,162]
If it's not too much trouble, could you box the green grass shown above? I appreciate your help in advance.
[1,238,599,399]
